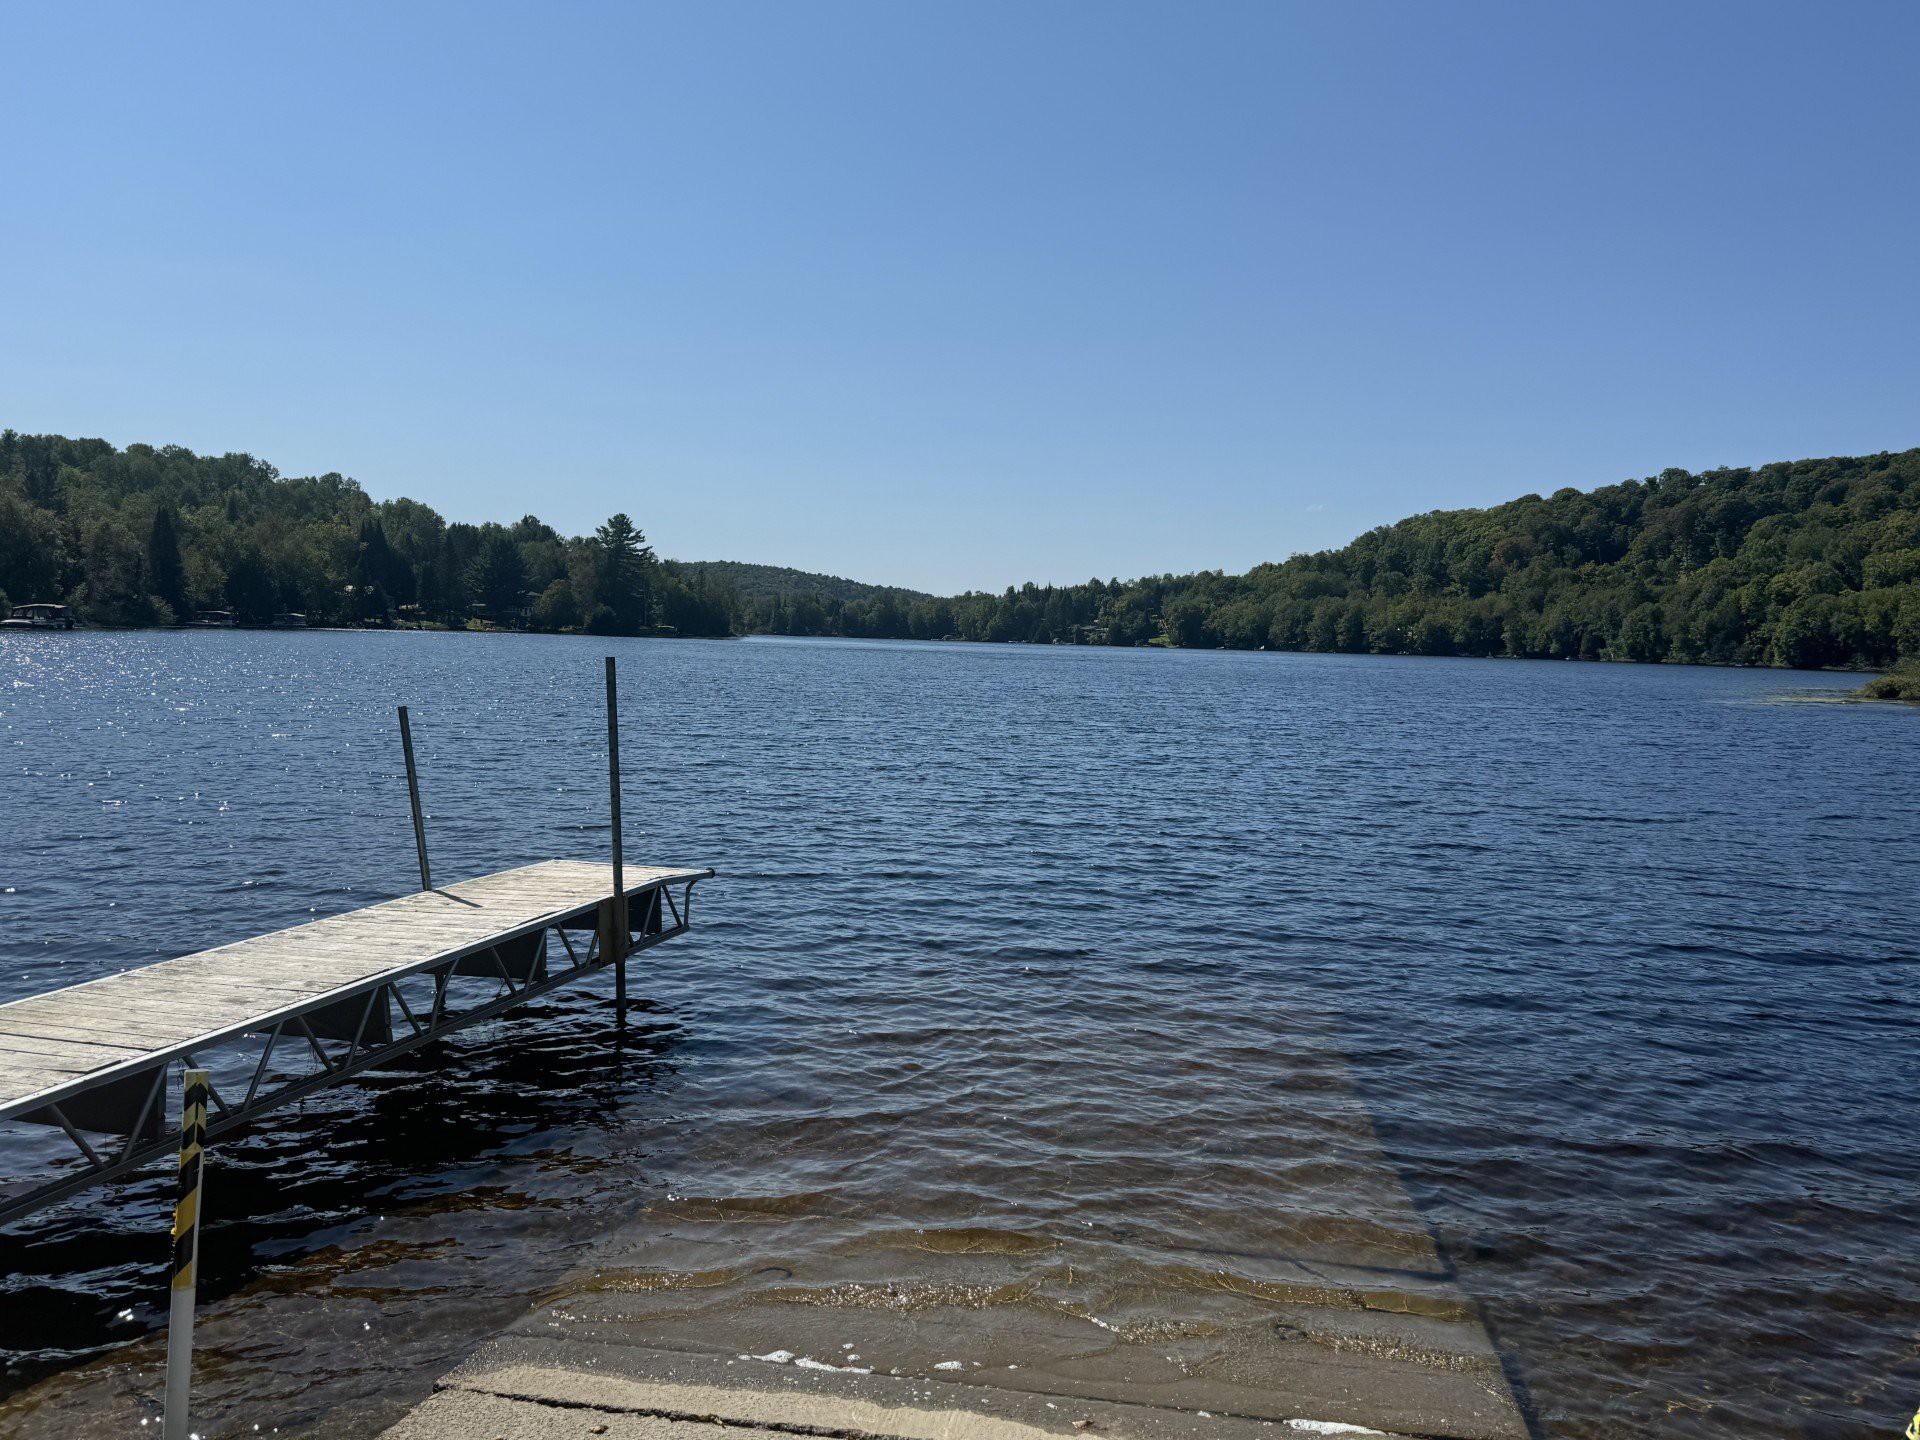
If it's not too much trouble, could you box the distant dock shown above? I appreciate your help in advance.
[0,859,710,1223]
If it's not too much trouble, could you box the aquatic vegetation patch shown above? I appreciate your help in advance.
[1856,660,1920,701]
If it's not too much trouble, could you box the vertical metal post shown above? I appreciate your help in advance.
[605,657,627,1020]
[163,1067,210,1440]
[398,705,431,891]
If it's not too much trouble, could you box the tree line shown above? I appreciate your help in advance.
[4,429,1917,669]
[0,431,732,635]
[748,450,1920,669]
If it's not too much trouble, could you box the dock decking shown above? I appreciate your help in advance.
[0,859,711,1222]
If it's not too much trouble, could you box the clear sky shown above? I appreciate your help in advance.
[3,3,1916,594]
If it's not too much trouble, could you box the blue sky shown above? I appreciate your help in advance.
[3,3,1915,594]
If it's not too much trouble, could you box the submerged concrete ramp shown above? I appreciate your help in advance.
[493,1218,1524,1439]
[382,1093,1526,1440]
[385,1338,1424,1440]
[427,1026,1529,1440]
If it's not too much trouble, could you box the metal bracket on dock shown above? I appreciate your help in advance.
[0,871,703,1226]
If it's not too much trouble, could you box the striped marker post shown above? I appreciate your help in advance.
[163,1068,210,1440]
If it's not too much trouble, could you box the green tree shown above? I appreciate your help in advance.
[532,577,580,629]
[146,507,188,621]
[418,532,467,622]
[467,530,527,624]
[224,547,277,623]
[75,520,154,624]
[0,489,68,604]
[351,517,413,619]
[1617,603,1666,662]
[589,513,656,634]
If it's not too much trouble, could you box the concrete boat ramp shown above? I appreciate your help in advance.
[387,1332,1519,1440]
[378,1140,1527,1440]
[385,1244,1528,1440]
[386,1338,1423,1440]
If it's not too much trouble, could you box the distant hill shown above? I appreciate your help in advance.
[748,447,1920,668]
[0,427,922,636]
[674,559,930,606]
[0,429,734,634]
[5,425,1917,671]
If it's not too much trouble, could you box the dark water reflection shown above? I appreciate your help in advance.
[0,632,1915,1437]
[0,999,679,1377]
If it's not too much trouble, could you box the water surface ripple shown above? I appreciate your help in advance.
[0,632,1914,1437]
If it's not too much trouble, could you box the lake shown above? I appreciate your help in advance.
[0,632,1915,1438]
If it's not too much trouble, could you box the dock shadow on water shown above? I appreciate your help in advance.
[0,993,681,1437]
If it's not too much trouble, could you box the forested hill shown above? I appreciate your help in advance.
[677,560,930,606]
[0,430,739,636]
[3,428,1917,670]
[0,430,917,636]
[785,448,1918,669]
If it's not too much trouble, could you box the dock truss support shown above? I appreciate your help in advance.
[0,871,702,1227]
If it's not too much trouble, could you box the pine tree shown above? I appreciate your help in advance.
[147,507,188,619]
[467,531,526,625]
[591,513,656,634]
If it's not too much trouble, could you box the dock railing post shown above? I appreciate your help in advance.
[162,1067,209,1440]
[398,705,432,891]
[605,656,627,1022]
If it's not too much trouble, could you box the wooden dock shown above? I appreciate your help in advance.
[0,858,711,1223]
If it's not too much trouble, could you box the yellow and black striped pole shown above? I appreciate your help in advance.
[163,1068,209,1440]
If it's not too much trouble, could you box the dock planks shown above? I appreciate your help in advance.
[0,859,709,1123]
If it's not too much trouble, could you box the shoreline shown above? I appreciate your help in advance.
[0,621,1901,680]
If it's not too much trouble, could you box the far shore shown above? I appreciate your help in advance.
[6,620,1911,685]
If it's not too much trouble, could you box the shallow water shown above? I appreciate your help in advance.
[0,632,1915,1437]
